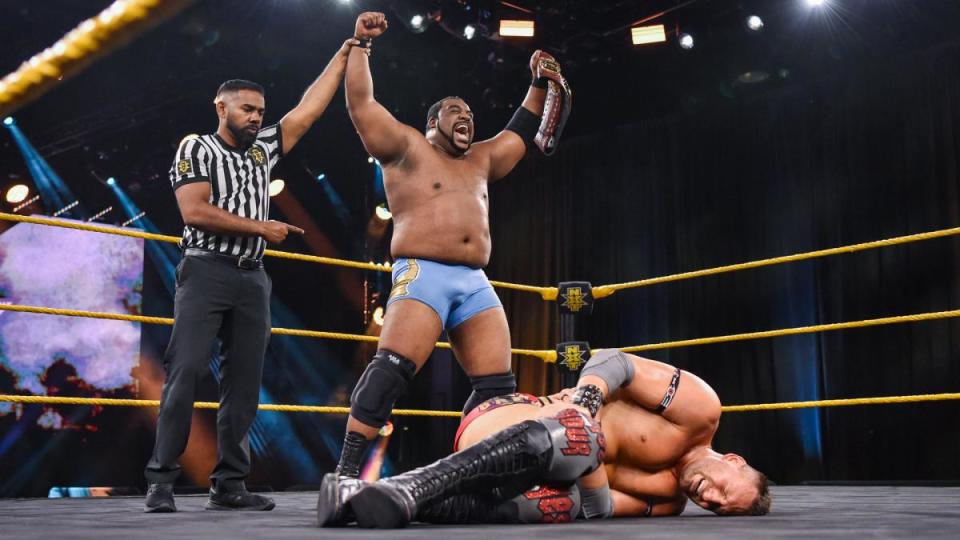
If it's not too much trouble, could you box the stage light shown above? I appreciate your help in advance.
[463,24,476,40]
[367,156,375,163]
[806,0,826,7]
[499,20,534,37]
[269,178,285,197]
[411,14,424,29]
[631,24,666,45]
[2,117,13,126]
[375,204,392,221]
[106,177,116,186]
[746,15,764,31]
[679,33,694,49]
[372,306,385,326]
[316,173,326,181]
[5,184,29,204]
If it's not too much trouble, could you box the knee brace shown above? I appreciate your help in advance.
[350,349,416,428]
[537,408,605,483]
[463,371,517,415]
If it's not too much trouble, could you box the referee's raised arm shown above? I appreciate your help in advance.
[279,37,361,155]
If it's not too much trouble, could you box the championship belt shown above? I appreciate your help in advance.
[534,57,572,156]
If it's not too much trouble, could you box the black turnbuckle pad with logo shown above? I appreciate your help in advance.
[558,281,593,315]
[555,341,591,387]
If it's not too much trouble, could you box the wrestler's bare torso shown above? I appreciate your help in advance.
[457,362,721,517]
[386,139,493,268]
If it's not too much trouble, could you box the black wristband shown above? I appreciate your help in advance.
[571,384,604,417]
[532,76,549,89]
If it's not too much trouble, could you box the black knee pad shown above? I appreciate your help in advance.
[463,372,517,415]
[350,349,416,427]
[536,408,605,483]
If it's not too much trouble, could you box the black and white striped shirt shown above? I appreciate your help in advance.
[169,124,283,259]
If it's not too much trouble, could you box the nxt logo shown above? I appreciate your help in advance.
[560,344,585,372]
[249,146,265,165]
[177,159,192,175]
[388,260,420,300]
[560,287,588,313]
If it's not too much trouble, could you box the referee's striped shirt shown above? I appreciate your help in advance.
[169,124,283,260]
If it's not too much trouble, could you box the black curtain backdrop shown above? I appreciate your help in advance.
[483,40,960,484]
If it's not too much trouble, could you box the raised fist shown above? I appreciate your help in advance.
[355,12,388,39]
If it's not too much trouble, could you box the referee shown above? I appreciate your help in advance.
[144,38,360,513]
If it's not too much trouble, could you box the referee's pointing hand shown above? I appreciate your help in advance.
[260,220,304,243]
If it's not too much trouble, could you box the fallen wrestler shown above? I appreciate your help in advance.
[317,352,771,527]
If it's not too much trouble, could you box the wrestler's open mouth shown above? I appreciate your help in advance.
[454,123,470,135]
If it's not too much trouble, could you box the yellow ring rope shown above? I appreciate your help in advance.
[0,0,198,116]
[0,395,461,417]
[612,309,960,354]
[0,303,557,362]
[593,226,960,298]
[0,213,556,296]
[2,392,957,415]
[721,393,960,412]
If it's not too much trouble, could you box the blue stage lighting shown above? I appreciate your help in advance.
[2,117,13,126]
[106,177,116,186]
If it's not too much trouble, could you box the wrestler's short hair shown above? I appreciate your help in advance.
[425,96,462,131]
[746,467,772,516]
[216,79,265,99]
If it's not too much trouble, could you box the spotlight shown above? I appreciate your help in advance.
[499,20,534,37]
[746,15,764,31]
[106,177,117,186]
[5,184,29,204]
[269,178,285,197]
[411,14,424,29]
[337,0,351,4]
[316,173,326,181]
[679,33,694,50]
[372,306,385,326]
[631,24,666,45]
[375,204,392,221]
[806,0,826,6]
[2,117,12,126]
[367,156,375,163]
[463,24,476,40]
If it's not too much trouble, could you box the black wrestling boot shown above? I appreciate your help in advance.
[349,420,551,528]
[416,493,502,524]
[335,431,372,479]
[316,473,368,527]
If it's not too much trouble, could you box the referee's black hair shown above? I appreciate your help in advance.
[216,79,265,98]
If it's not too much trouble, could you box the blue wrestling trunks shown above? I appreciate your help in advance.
[387,258,503,330]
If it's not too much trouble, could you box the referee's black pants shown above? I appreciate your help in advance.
[144,253,271,489]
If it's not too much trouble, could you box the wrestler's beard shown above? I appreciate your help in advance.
[438,123,470,155]
[228,121,258,147]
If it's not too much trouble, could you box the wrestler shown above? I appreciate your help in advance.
[317,400,607,528]
[319,352,769,527]
[334,12,573,479]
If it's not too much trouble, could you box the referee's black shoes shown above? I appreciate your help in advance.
[144,483,176,513]
[205,484,276,511]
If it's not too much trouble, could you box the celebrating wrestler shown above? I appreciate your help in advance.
[334,12,572,479]
[318,352,770,527]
